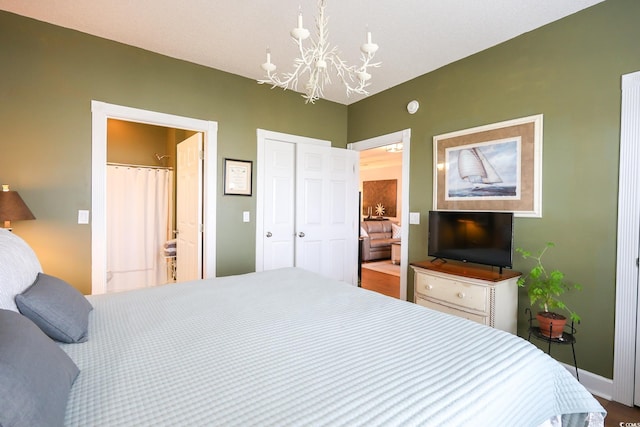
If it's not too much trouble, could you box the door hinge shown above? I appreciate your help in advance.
[199,224,204,233]
[199,150,205,160]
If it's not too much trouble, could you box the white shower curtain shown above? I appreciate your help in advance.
[107,165,173,293]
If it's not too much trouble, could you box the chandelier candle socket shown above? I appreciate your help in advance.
[258,0,381,103]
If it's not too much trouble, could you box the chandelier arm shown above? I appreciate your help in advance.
[329,55,369,96]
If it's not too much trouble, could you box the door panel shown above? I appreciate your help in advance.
[262,140,295,270]
[176,133,203,282]
[295,145,359,283]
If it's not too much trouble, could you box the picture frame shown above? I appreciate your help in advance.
[433,114,543,217]
[224,158,253,196]
[362,179,397,218]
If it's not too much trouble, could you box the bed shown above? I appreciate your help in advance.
[0,229,606,426]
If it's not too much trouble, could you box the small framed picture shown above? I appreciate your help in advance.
[224,158,252,196]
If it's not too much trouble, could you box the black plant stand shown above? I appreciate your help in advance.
[526,308,579,381]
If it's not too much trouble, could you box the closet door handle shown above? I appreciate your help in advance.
[298,232,305,238]
[266,232,273,238]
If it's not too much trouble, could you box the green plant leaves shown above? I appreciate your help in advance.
[516,242,581,322]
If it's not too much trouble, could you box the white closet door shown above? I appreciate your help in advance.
[262,140,296,271]
[295,144,359,283]
[258,133,359,285]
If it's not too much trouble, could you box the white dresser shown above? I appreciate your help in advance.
[411,260,521,334]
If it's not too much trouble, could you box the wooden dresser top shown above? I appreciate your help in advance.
[410,259,521,282]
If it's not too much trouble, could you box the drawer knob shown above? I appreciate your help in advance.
[457,292,465,299]
[426,284,433,290]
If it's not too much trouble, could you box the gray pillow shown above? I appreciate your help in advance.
[0,309,79,427]
[16,273,93,343]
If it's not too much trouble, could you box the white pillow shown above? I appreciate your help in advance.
[360,226,368,237]
[391,223,402,239]
[0,229,42,311]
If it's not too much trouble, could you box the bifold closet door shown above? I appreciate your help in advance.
[260,139,359,284]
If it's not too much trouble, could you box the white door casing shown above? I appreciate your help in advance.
[91,101,218,294]
[348,129,411,301]
[613,70,640,406]
[176,133,203,282]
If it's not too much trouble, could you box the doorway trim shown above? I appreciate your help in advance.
[91,100,218,294]
[612,71,640,405]
[348,129,411,301]
[255,129,331,272]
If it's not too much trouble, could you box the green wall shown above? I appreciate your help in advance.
[0,10,347,295]
[347,0,640,378]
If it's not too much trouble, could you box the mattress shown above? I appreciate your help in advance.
[61,267,605,426]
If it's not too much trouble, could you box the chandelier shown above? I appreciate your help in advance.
[258,0,380,104]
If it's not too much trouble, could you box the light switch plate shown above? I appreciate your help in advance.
[243,211,250,223]
[409,212,420,225]
[78,210,90,224]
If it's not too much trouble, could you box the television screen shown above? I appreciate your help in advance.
[428,211,514,269]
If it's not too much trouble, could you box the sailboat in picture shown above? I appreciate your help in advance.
[450,146,517,197]
[458,147,502,186]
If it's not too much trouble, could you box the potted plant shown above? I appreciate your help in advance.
[516,242,582,338]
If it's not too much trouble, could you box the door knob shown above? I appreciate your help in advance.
[298,232,305,238]
[266,232,273,238]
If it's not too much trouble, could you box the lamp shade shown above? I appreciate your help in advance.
[0,190,36,223]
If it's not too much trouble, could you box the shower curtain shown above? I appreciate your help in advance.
[107,165,173,293]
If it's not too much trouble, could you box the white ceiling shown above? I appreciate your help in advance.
[360,145,403,171]
[0,0,604,105]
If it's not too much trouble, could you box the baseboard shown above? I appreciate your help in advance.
[560,362,613,400]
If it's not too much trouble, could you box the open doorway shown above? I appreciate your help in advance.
[91,101,218,295]
[359,145,403,298]
[105,120,202,292]
[348,129,411,301]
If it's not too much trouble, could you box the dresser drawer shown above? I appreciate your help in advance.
[415,273,488,312]
[416,297,487,325]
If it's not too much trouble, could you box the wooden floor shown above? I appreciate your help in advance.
[596,396,640,426]
[360,266,400,299]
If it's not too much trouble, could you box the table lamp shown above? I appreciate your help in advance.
[0,184,35,231]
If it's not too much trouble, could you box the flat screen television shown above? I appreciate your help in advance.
[428,211,514,270]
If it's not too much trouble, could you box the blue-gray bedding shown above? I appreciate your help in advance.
[61,268,605,426]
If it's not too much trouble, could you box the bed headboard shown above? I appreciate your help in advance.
[0,229,42,311]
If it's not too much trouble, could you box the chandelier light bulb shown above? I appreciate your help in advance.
[261,49,277,72]
[290,10,310,40]
[361,31,379,54]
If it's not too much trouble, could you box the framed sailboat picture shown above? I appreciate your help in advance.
[433,114,543,217]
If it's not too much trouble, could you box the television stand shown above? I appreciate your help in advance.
[411,259,521,333]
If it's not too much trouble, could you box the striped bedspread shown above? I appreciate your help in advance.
[61,268,605,426]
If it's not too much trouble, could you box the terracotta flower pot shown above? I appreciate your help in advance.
[536,312,566,339]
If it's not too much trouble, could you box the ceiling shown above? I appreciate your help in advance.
[0,0,603,105]
[360,145,403,171]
